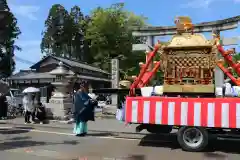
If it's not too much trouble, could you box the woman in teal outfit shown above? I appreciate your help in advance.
[73,81,94,137]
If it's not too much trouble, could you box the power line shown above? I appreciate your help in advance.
[14,56,35,65]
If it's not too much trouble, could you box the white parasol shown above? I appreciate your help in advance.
[22,87,40,93]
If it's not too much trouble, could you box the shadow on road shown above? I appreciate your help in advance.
[87,132,114,137]
[0,139,80,151]
[139,133,240,154]
[123,155,145,160]
[14,126,35,130]
[62,140,79,145]
[72,155,146,160]
[139,133,179,149]
[0,128,33,135]
[203,152,228,160]
[0,126,80,151]
[7,136,32,141]
[207,140,240,154]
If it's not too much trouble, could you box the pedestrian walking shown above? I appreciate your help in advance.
[22,93,34,124]
[0,93,7,120]
[73,81,96,137]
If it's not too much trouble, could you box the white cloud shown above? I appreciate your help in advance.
[180,0,215,9]
[180,0,239,9]
[9,4,40,20]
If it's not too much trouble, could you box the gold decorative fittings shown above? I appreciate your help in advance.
[174,16,193,33]
[228,67,233,71]
[236,78,240,86]
[225,48,235,55]
[217,59,225,65]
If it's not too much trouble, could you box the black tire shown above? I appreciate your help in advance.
[177,126,208,152]
[146,125,172,134]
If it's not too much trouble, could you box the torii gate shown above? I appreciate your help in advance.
[132,15,240,88]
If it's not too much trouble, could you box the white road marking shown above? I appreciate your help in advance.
[0,126,13,129]
[1,126,170,143]
[11,127,140,141]
[23,129,75,136]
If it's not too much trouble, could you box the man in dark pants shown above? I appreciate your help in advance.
[36,102,46,124]
[0,93,8,120]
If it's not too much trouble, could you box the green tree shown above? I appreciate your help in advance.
[69,5,91,61]
[233,53,240,61]
[222,52,240,78]
[231,53,240,77]
[41,4,70,57]
[41,4,90,61]
[85,3,147,78]
[0,0,21,78]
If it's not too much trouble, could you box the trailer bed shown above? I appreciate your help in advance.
[125,96,240,129]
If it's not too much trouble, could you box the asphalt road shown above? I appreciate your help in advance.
[1,124,240,160]
[5,118,140,134]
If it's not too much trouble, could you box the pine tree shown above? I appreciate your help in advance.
[69,5,91,61]
[41,4,69,57]
[0,0,21,78]
[41,4,91,62]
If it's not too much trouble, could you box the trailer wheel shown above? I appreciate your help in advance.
[177,127,208,152]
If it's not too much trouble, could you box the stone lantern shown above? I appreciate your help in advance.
[66,70,77,93]
[46,61,73,120]
[49,61,71,100]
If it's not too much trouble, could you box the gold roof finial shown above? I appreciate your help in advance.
[174,16,193,34]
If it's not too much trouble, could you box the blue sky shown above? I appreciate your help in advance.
[7,0,240,72]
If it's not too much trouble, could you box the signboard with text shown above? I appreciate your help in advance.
[111,59,119,88]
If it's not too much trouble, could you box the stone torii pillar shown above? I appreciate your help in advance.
[146,36,154,70]
[213,30,224,88]
[146,36,154,52]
